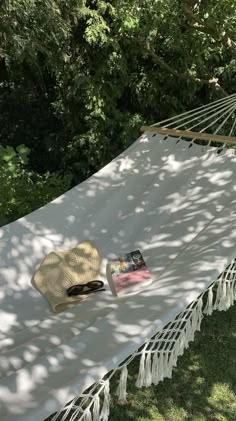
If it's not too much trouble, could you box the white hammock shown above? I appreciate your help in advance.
[1,95,236,421]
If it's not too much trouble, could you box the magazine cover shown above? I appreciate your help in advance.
[106,250,152,296]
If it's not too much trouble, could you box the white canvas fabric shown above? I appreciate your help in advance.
[1,133,236,420]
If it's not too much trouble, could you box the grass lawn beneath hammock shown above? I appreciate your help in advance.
[110,304,236,421]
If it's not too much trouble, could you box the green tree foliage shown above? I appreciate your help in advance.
[0,1,236,223]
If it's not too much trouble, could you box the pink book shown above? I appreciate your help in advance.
[106,250,152,296]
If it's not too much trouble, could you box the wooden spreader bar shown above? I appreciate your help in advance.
[141,126,236,145]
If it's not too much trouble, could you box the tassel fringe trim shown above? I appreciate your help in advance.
[49,261,236,421]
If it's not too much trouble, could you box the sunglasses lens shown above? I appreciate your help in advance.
[67,285,84,296]
[87,280,104,290]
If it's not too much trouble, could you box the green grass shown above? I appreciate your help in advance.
[110,304,236,421]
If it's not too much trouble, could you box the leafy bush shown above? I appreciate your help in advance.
[0,145,71,226]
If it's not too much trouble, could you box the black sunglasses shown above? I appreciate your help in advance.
[67,280,104,297]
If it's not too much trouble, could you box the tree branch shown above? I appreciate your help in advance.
[197,77,229,97]
[179,1,236,57]
[146,49,185,79]
[145,48,228,97]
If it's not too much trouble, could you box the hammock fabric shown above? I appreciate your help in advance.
[1,95,236,421]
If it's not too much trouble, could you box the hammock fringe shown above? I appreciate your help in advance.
[50,260,236,421]
[100,380,110,421]
[92,395,100,421]
[116,365,128,401]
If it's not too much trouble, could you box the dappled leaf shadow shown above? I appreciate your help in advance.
[1,133,236,419]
